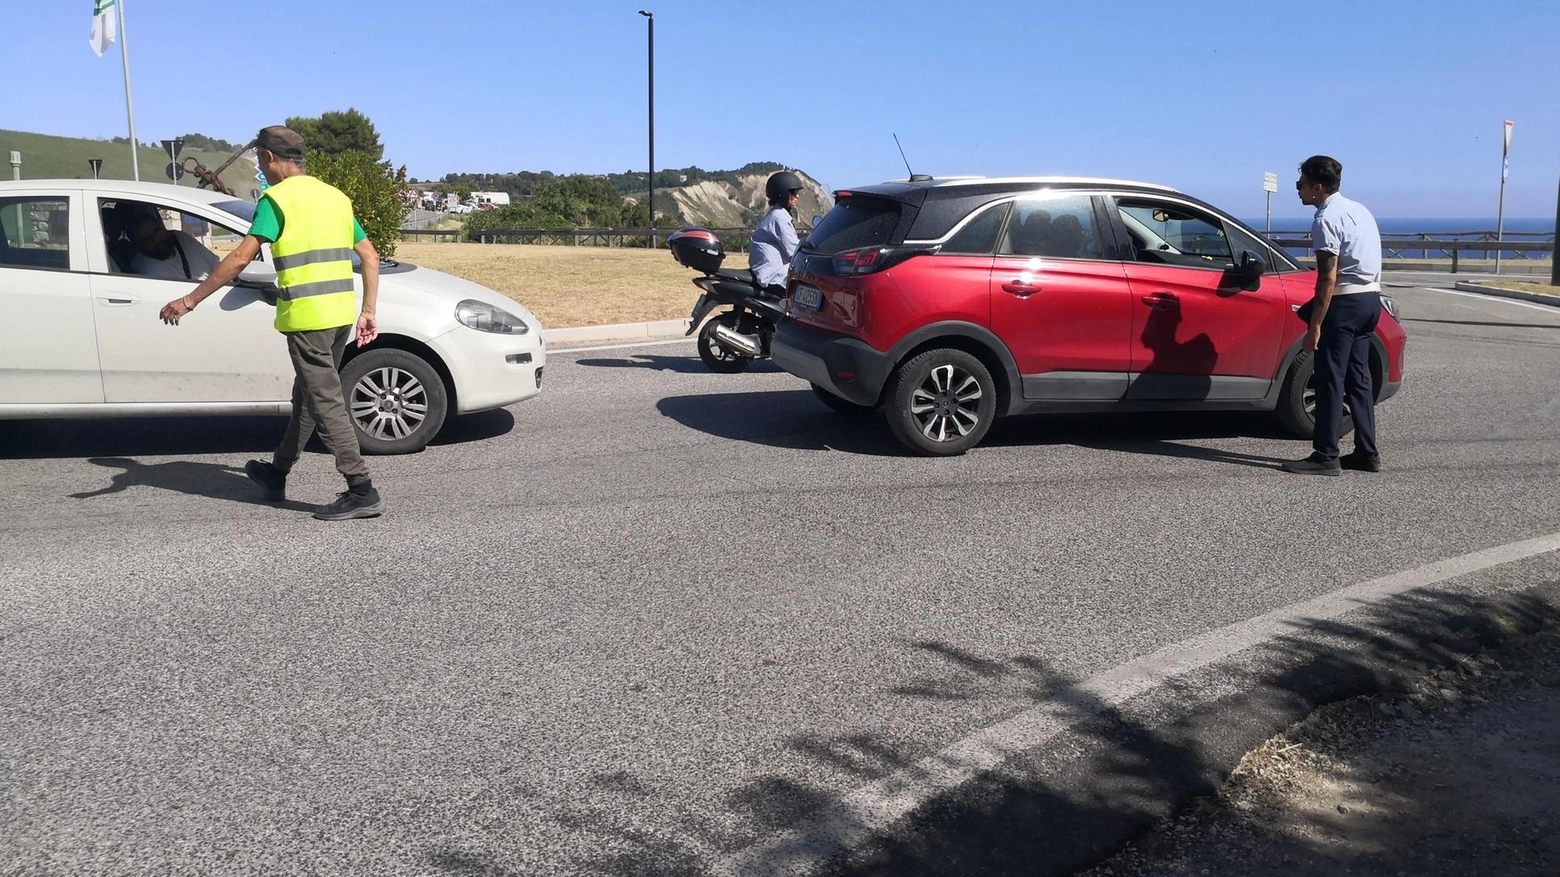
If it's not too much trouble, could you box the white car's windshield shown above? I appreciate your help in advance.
[208,198,397,269]
[212,200,256,225]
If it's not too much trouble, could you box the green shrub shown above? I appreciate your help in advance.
[306,149,409,258]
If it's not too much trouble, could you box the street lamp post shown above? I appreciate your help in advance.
[1552,174,1559,287]
[639,9,654,249]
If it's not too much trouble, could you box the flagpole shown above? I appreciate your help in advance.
[1496,120,1511,275]
[1495,174,1506,275]
[117,0,139,181]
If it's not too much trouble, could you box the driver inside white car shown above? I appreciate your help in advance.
[120,206,220,281]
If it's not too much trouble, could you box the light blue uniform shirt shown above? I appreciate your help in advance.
[749,207,799,289]
[1312,192,1382,293]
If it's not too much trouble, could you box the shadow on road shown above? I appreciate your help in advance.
[418,583,1559,875]
[430,409,517,446]
[576,354,784,375]
[657,393,1296,468]
[655,389,903,456]
[989,412,1296,470]
[68,457,316,512]
[0,409,515,460]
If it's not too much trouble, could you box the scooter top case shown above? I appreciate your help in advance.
[667,227,725,274]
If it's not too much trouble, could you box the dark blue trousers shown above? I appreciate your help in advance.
[1309,292,1382,460]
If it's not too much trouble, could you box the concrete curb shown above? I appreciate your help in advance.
[541,318,692,347]
[1452,281,1560,307]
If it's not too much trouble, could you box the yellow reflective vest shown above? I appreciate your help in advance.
[263,175,359,332]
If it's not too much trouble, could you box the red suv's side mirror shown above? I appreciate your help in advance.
[1235,249,1266,290]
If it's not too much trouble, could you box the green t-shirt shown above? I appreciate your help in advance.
[250,194,367,244]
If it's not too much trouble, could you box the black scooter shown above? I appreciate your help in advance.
[667,227,785,374]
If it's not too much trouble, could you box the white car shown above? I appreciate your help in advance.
[0,180,546,454]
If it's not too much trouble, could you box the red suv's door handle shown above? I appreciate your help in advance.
[1001,281,1042,297]
[1141,292,1176,308]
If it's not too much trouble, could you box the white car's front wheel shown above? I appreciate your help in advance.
[341,348,449,454]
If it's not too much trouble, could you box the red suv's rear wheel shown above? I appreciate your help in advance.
[886,348,996,456]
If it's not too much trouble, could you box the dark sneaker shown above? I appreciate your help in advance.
[244,460,286,501]
[313,488,386,521]
[1341,451,1382,472]
[1281,454,1342,476]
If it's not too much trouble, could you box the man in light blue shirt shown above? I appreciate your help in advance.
[1282,155,1385,476]
[749,171,802,294]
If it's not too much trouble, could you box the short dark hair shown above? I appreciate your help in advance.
[1299,155,1342,192]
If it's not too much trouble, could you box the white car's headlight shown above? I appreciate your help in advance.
[1380,294,1399,319]
[456,299,529,334]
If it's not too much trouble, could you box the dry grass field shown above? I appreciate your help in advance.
[393,242,703,328]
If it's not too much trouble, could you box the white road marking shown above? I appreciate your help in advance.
[1420,287,1560,314]
[715,532,1560,876]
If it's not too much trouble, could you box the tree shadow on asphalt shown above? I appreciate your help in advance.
[421,584,1559,876]
[811,586,1560,877]
[657,393,1297,468]
[67,456,316,512]
[0,410,515,460]
[576,354,785,375]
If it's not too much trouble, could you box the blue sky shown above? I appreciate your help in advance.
[6,0,1559,220]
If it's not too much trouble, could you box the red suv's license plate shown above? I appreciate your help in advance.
[793,284,824,310]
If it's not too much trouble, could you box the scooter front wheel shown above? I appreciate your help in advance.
[697,313,755,374]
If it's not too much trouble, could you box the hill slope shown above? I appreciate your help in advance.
[663,172,832,229]
[0,129,261,200]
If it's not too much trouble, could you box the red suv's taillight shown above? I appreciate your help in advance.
[831,245,934,276]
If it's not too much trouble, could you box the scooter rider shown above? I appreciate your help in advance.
[749,171,803,297]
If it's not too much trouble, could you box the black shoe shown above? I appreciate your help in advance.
[1281,454,1342,476]
[1341,451,1381,472]
[245,460,286,501]
[313,488,386,521]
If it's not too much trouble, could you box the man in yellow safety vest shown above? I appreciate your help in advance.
[158,125,386,520]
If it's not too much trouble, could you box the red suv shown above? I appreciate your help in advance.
[773,176,1406,455]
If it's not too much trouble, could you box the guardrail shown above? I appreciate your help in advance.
[396,225,1552,273]
[1263,236,1553,273]
[465,228,757,249]
[398,227,462,243]
[396,226,823,248]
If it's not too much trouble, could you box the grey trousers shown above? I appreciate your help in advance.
[273,326,371,486]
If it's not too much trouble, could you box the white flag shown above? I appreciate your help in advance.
[90,0,117,57]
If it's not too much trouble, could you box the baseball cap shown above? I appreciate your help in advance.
[253,126,307,160]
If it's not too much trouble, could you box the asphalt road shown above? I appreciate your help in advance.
[4,274,1560,876]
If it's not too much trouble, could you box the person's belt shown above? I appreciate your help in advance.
[1335,281,1381,295]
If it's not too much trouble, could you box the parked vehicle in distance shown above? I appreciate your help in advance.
[773,175,1406,456]
[0,179,547,453]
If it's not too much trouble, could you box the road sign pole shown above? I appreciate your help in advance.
[1261,171,1278,236]
[161,138,184,186]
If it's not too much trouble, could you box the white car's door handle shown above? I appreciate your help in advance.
[99,296,139,306]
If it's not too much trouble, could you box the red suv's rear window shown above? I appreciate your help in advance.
[803,195,905,255]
